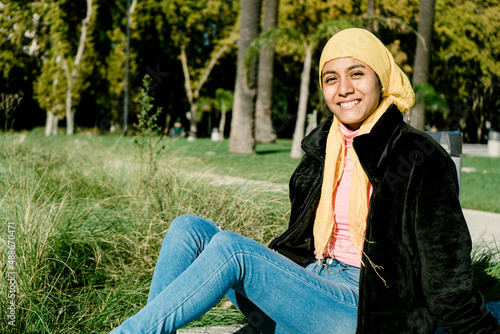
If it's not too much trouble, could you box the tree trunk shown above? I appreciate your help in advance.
[187,103,198,142]
[410,0,436,130]
[229,0,261,154]
[60,54,73,135]
[51,113,58,135]
[367,0,376,15]
[65,83,73,134]
[180,44,197,140]
[219,109,226,140]
[290,47,312,159]
[65,0,93,135]
[255,0,278,144]
[45,110,55,136]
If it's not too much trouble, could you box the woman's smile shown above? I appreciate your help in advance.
[338,99,360,108]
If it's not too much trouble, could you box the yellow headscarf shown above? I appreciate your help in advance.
[313,28,415,263]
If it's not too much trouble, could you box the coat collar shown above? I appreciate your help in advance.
[301,105,405,184]
[353,105,406,185]
[301,114,333,161]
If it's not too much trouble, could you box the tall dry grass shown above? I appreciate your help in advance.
[0,134,498,333]
[0,134,289,333]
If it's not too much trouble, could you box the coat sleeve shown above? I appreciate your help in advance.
[413,152,499,333]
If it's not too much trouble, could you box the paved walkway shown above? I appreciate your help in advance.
[461,144,499,246]
[464,209,500,247]
[462,143,489,156]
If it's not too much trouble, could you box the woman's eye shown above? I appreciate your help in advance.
[325,77,337,84]
[351,71,363,77]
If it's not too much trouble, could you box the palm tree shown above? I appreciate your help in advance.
[246,19,354,158]
[410,0,437,130]
[255,0,279,144]
[215,88,233,140]
[229,0,262,154]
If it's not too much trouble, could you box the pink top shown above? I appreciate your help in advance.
[325,123,364,267]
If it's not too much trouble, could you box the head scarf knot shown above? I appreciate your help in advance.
[313,28,415,264]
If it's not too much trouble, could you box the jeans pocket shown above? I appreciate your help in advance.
[339,266,360,287]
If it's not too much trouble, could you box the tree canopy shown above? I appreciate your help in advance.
[0,0,498,142]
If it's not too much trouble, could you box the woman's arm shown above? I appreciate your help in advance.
[414,153,499,333]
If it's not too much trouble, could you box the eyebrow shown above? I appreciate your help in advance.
[321,64,366,78]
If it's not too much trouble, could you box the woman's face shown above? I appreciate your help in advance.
[321,57,382,130]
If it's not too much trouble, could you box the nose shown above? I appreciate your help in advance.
[338,77,354,97]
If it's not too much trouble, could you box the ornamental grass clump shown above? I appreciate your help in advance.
[0,134,289,332]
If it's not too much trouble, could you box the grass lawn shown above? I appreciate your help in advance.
[461,155,500,213]
[0,133,498,333]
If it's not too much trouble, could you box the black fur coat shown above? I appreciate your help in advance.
[269,106,499,333]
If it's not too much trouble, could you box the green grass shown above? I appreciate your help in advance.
[0,133,290,333]
[0,133,498,333]
[461,155,500,213]
[159,137,298,184]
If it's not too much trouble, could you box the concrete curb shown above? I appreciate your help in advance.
[178,324,258,333]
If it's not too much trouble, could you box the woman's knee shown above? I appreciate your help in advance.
[164,215,220,243]
[208,231,251,254]
[169,215,212,231]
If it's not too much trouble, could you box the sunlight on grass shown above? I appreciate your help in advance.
[461,156,500,213]
[0,133,498,333]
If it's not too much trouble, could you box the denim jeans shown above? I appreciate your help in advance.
[110,215,360,334]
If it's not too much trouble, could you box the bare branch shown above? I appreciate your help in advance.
[194,44,229,98]
[180,44,194,104]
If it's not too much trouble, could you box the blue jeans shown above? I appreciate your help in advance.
[110,215,360,334]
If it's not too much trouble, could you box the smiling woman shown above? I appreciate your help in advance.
[109,28,500,334]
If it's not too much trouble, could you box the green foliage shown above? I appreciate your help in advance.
[162,0,238,76]
[378,0,420,25]
[215,88,233,114]
[434,0,500,92]
[0,1,41,79]
[245,19,355,78]
[101,27,128,121]
[1,0,500,142]
[0,93,23,131]
[432,0,500,138]
[279,0,356,37]
[134,74,165,180]
[414,82,449,129]
[472,245,500,302]
[163,0,238,46]
[33,49,66,116]
[194,96,215,122]
[29,0,96,122]
[245,27,307,69]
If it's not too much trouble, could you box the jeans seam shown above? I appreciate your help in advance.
[145,249,357,333]
[236,251,358,308]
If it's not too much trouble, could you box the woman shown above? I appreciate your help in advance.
[111,28,499,334]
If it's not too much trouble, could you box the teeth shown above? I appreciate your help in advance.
[340,100,360,107]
